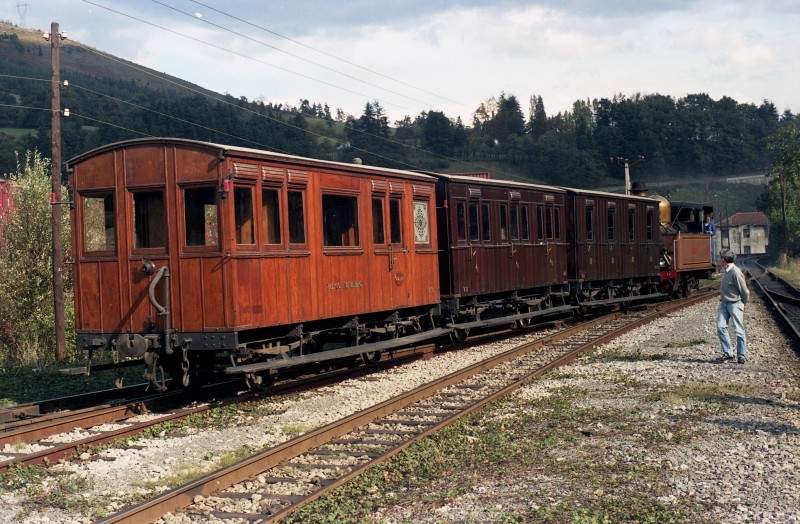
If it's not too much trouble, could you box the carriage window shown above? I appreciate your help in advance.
[481,202,491,242]
[468,202,479,241]
[545,207,554,239]
[646,210,654,241]
[554,207,561,240]
[133,191,164,249]
[510,204,519,240]
[628,210,636,242]
[262,188,281,245]
[372,198,385,245]
[586,206,594,241]
[607,208,616,241]
[413,201,430,244]
[389,198,402,244]
[456,201,466,242]
[521,205,530,241]
[499,203,508,242]
[184,186,218,247]
[323,194,359,247]
[536,204,544,241]
[83,193,116,252]
[288,190,305,244]
[234,186,255,245]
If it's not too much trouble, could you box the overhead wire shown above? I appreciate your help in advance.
[63,38,500,176]
[151,0,440,109]
[78,0,413,113]
[1,23,528,181]
[185,0,463,106]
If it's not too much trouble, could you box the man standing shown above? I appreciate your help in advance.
[717,250,750,364]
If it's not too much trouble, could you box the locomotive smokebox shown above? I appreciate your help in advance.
[115,333,148,358]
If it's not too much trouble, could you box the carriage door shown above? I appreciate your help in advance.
[536,199,559,285]
[605,203,620,279]
[387,185,409,308]
[578,199,597,281]
[508,194,522,288]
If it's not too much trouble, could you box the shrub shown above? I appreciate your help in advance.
[0,150,74,368]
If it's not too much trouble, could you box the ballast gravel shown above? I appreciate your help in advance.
[1,295,799,523]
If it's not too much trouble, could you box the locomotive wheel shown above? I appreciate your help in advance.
[360,350,382,365]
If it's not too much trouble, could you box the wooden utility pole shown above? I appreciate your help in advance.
[611,156,645,195]
[49,21,66,363]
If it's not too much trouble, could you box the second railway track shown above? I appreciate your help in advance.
[98,292,713,524]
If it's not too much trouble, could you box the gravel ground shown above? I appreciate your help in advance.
[371,295,800,523]
[2,294,799,523]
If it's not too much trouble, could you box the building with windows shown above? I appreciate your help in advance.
[715,211,769,256]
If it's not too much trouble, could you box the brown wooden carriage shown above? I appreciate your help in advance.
[563,188,662,304]
[67,138,441,385]
[431,174,573,329]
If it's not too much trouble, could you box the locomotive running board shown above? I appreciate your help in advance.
[448,304,576,331]
[225,328,452,375]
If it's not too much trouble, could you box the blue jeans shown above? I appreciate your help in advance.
[717,301,746,358]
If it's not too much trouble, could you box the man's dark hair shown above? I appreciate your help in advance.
[721,250,735,263]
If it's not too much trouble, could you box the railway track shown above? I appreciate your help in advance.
[96,292,713,524]
[0,339,457,473]
[745,258,800,342]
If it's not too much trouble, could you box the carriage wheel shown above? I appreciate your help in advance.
[515,305,532,329]
[450,328,469,343]
[360,350,382,365]
[246,370,275,391]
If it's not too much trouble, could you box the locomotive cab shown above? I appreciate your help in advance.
[656,198,715,296]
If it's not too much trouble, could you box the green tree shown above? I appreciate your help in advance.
[759,124,800,258]
[422,111,454,156]
[0,151,74,367]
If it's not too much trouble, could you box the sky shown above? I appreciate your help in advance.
[7,0,800,123]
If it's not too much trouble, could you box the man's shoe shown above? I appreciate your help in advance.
[737,357,746,364]
[721,355,735,363]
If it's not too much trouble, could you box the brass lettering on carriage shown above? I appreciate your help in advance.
[327,280,364,291]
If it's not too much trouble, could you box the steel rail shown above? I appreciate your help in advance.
[0,399,209,473]
[748,270,800,343]
[97,292,713,524]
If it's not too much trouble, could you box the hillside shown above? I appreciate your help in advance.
[0,21,217,98]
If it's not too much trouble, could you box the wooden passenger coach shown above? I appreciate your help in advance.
[430,173,574,330]
[68,138,440,385]
[564,188,662,285]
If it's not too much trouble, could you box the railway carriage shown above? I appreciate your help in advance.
[431,174,572,332]
[563,188,662,306]
[67,138,441,388]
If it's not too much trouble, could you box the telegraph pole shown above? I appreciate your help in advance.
[47,22,67,363]
[611,156,645,195]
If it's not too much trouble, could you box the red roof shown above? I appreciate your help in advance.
[719,211,768,227]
